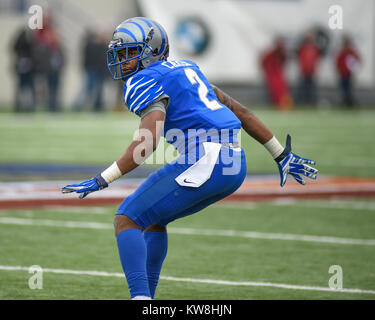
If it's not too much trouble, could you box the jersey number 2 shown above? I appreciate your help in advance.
[184,68,223,111]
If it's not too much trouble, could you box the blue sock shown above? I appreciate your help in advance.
[144,232,168,299]
[116,228,150,298]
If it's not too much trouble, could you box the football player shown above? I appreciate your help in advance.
[62,17,318,300]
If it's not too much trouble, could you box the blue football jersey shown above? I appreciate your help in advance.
[123,59,241,154]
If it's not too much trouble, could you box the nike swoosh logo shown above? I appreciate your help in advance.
[183,178,195,184]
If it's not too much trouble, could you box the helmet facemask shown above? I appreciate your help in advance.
[107,42,152,80]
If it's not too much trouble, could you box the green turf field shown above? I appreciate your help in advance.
[0,108,374,300]
[0,108,374,177]
[0,199,374,299]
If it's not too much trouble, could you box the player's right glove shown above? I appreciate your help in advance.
[275,134,318,187]
[61,174,108,199]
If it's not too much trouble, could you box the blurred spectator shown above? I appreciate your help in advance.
[336,34,361,107]
[12,0,27,13]
[73,29,108,112]
[296,31,321,105]
[260,37,293,110]
[12,27,36,112]
[33,11,65,112]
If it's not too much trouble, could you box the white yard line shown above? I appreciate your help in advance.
[0,217,374,246]
[42,206,113,214]
[167,227,375,245]
[0,207,113,215]
[0,265,374,295]
[0,217,111,230]
[212,202,257,210]
[274,199,375,211]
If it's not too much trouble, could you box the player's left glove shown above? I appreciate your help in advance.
[61,174,108,199]
[276,134,318,187]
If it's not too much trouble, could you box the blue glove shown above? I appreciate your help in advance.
[62,174,108,199]
[275,134,318,187]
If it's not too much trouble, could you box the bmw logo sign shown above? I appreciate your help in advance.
[175,17,211,56]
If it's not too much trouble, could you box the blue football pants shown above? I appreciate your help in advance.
[116,146,247,229]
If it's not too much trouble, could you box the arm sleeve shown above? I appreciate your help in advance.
[139,96,170,118]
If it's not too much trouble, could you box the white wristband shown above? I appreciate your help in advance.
[101,161,122,184]
[263,136,284,159]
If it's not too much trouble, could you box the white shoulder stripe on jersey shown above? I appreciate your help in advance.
[132,94,150,113]
[130,79,155,100]
[124,77,144,102]
[129,82,159,110]
[155,85,163,94]
[133,90,165,113]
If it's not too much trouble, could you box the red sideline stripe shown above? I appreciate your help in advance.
[1,191,375,209]
[0,198,123,209]
[1,176,375,209]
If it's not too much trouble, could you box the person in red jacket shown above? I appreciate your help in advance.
[336,35,361,107]
[297,32,321,105]
[260,37,293,110]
